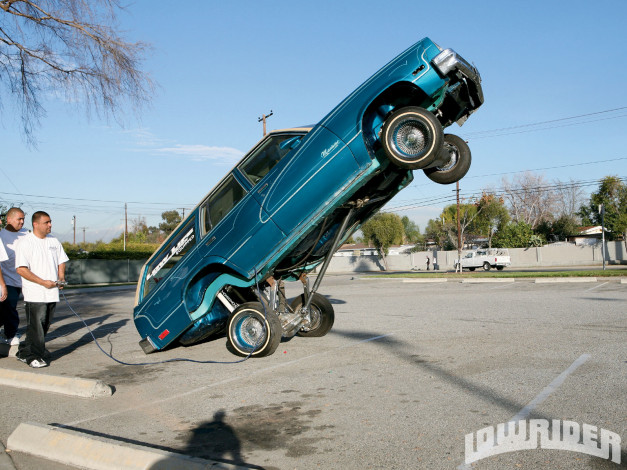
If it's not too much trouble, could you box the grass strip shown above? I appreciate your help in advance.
[367,269,627,279]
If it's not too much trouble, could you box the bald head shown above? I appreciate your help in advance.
[4,207,25,232]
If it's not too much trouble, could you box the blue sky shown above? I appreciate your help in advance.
[2,0,627,242]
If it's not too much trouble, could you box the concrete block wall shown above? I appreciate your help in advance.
[63,240,627,284]
[65,259,145,284]
[326,241,626,273]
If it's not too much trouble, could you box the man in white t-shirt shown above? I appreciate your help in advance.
[15,211,69,368]
[0,241,8,303]
[0,207,28,345]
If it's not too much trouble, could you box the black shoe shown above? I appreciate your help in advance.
[16,355,27,363]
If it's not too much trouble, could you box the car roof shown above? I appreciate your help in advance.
[183,126,314,227]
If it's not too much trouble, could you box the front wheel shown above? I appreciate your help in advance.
[227,302,282,357]
[468,267,476,272]
[381,107,443,169]
[290,293,335,337]
[424,134,471,184]
[496,266,504,271]
[483,262,491,271]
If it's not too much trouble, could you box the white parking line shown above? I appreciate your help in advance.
[457,353,591,470]
[509,353,591,423]
[586,282,609,291]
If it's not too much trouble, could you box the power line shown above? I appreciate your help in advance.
[385,176,626,213]
[461,106,627,138]
[0,191,194,206]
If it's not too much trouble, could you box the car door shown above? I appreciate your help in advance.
[243,127,361,236]
[198,173,285,277]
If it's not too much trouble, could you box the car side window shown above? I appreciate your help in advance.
[202,174,247,234]
[239,134,303,184]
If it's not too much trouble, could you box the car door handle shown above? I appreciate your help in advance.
[257,183,268,194]
[205,236,216,247]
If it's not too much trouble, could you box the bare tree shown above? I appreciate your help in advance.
[0,0,154,145]
[554,178,585,221]
[501,172,557,228]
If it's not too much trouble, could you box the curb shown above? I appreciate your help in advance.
[0,368,113,399]
[534,278,598,283]
[461,278,515,283]
[402,279,448,283]
[621,278,627,284]
[7,422,245,470]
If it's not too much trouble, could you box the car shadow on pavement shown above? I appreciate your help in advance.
[329,328,547,419]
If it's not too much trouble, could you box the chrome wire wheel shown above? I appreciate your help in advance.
[434,142,459,171]
[227,302,281,357]
[381,106,443,169]
[393,119,430,158]
[424,133,472,185]
[290,293,334,338]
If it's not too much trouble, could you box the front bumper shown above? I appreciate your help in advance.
[431,48,484,126]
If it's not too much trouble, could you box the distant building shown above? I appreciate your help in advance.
[571,226,608,246]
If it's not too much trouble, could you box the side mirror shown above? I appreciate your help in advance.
[279,136,302,150]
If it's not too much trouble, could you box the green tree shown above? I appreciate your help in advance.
[361,213,404,270]
[472,193,510,248]
[441,202,481,250]
[493,221,544,248]
[0,204,8,229]
[579,176,627,243]
[401,216,421,243]
[424,218,452,250]
[535,214,579,242]
[159,210,182,235]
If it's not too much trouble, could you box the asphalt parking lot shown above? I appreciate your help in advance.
[0,275,625,469]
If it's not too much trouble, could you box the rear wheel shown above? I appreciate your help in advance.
[483,262,491,271]
[227,302,282,357]
[290,293,335,337]
[496,266,504,271]
[424,134,471,184]
[381,107,443,169]
[468,267,476,272]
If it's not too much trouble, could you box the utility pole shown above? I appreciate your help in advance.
[258,110,273,136]
[599,203,606,271]
[124,203,128,251]
[456,181,462,272]
[178,208,186,219]
[81,227,88,244]
[72,215,76,245]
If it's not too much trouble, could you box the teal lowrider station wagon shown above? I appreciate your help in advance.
[133,37,484,357]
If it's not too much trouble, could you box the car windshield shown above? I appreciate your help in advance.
[239,133,305,184]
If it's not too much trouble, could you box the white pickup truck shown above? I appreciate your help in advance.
[455,249,511,271]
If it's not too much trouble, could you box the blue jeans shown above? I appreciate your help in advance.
[0,285,21,338]
[16,302,56,364]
